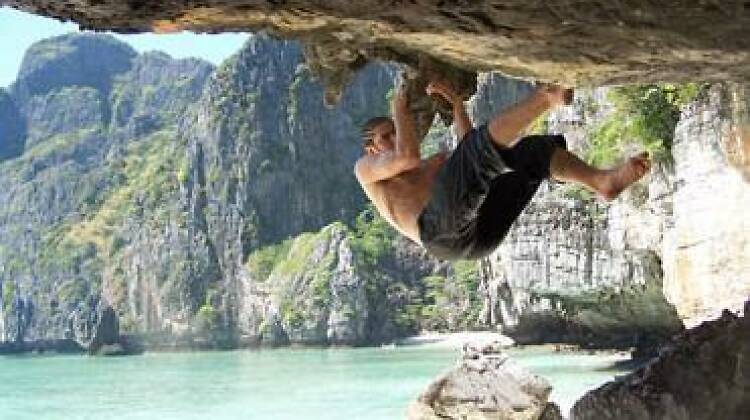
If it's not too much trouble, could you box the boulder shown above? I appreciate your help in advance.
[407,340,562,420]
[571,300,750,420]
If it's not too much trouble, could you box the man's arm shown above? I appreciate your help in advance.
[392,84,421,159]
[355,85,422,185]
[426,81,472,140]
[354,151,421,185]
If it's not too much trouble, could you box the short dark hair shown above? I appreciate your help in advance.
[361,116,393,147]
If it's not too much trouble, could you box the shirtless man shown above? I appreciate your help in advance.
[354,81,650,260]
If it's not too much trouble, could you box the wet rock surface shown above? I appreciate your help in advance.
[571,301,750,420]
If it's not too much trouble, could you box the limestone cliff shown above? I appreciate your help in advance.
[1,32,748,353]
[664,84,750,326]
[0,33,214,347]
[0,89,24,161]
[477,80,749,348]
[0,33,423,349]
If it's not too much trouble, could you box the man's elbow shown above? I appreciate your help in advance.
[353,161,369,183]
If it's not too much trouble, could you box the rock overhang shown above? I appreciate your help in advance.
[6,1,750,134]
[7,1,750,82]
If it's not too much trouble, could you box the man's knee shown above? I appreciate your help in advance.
[487,120,517,149]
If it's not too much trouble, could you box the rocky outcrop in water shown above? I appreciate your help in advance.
[571,300,750,420]
[407,340,562,420]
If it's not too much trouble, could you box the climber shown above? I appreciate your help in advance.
[354,80,650,260]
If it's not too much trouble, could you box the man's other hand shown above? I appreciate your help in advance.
[392,84,409,114]
[426,80,462,105]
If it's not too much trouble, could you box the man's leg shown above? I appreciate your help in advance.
[549,148,651,201]
[487,86,569,149]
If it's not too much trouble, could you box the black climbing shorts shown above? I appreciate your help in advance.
[417,124,566,260]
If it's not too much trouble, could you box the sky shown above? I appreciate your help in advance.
[0,7,250,88]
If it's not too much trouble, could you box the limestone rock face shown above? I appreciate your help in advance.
[238,222,457,346]
[473,81,682,348]
[478,79,750,347]
[12,33,136,106]
[0,33,215,346]
[407,341,562,420]
[23,86,105,147]
[239,224,369,345]
[8,1,750,89]
[664,84,750,326]
[571,301,750,420]
[0,89,25,161]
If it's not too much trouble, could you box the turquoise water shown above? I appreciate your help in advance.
[0,346,629,419]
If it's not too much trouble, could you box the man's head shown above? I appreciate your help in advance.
[361,117,395,155]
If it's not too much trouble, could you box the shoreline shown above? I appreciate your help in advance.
[393,331,515,349]
[394,331,633,357]
[0,330,638,359]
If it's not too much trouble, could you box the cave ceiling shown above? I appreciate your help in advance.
[5,1,750,131]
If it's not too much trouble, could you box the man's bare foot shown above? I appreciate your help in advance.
[598,152,652,201]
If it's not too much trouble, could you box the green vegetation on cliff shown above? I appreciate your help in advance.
[65,129,179,252]
[349,206,398,267]
[245,239,293,282]
[351,209,485,334]
[586,83,704,165]
[557,83,704,203]
[243,205,486,344]
[2,281,16,313]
